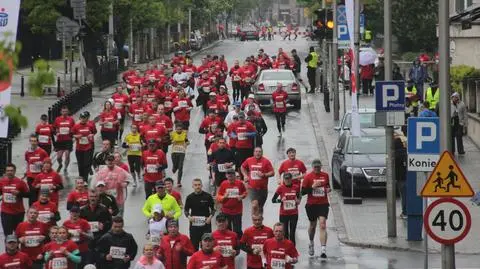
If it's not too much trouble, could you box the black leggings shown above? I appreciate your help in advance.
[275,112,286,132]
[279,214,298,245]
[76,149,93,183]
[1,212,24,236]
[127,155,141,175]
[241,85,251,101]
[232,81,241,101]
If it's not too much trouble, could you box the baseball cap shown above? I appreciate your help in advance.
[153,204,163,214]
[209,92,216,96]
[201,233,214,241]
[155,181,165,188]
[234,101,241,107]
[238,112,246,119]
[167,219,179,227]
[283,172,293,179]
[248,94,255,99]
[79,112,88,119]
[451,92,460,98]
[69,206,80,213]
[96,181,106,187]
[5,234,18,243]
[312,159,322,167]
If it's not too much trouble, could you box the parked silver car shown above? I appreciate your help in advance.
[251,69,301,109]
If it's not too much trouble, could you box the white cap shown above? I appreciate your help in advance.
[209,92,217,96]
[451,92,460,98]
[96,181,106,187]
[153,204,163,214]
[248,94,255,99]
[107,98,114,104]
[83,265,97,269]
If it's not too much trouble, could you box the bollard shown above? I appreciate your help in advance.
[57,77,61,97]
[48,107,53,124]
[30,56,34,72]
[20,76,24,97]
[64,58,68,74]
[75,67,78,83]
[7,139,12,163]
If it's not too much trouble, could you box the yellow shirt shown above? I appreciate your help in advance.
[170,131,188,145]
[124,133,142,156]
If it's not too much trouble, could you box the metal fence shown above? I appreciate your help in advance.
[48,84,93,124]
[0,138,12,176]
[93,59,119,90]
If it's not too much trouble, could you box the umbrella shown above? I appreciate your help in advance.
[359,48,378,66]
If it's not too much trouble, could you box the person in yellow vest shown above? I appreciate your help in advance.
[405,80,419,116]
[425,82,440,112]
[304,46,319,93]
[365,29,372,43]
[170,122,189,187]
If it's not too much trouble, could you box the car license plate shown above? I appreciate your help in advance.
[371,176,386,183]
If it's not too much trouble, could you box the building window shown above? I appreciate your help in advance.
[280,0,290,5]
[456,0,473,13]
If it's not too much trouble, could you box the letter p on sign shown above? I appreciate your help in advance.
[416,121,436,149]
[382,84,399,108]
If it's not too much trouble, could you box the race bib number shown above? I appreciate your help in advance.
[237,132,247,141]
[203,87,211,93]
[146,164,158,173]
[191,216,206,227]
[24,236,41,247]
[134,114,142,122]
[219,245,234,257]
[79,137,89,145]
[217,163,231,172]
[38,211,52,223]
[104,122,114,129]
[226,188,239,198]
[29,163,41,173]
[89,221,100,232]
[150,234,161,245]
[38,135,49,144]
[179,101,188,108]
[172,144,186,153]
[283,200,296,210]
[312,187,325,197]
[3,192,16,203]
[271,258,286,269]
[129,143,141,151]
[275,102,285,108]
[114,102,123,109]
[68,229,80,242]
[51,257,68,269]
[250,171,262,180]
[59,127,70,135]
[164,101,172,108]
[252,244,263,254]
[234,75,241,81]
[109,246,127,259]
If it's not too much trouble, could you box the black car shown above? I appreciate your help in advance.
[239,27,259,41]
[331,128,387,196]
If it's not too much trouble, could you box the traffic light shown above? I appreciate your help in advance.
[313,8,334,40]
[325,8,334,39]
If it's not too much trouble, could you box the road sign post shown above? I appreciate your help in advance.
[336,5,365,49]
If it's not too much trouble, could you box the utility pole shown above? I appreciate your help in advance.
[439,0,454,267]
[384,0,397,238]
[129,18,133,66]
[108,3,114,60]
[188,8,192,38]
[353,0,360,107]
[333,0,339,120]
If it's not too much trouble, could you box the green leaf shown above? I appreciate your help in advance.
[4,105,28,129]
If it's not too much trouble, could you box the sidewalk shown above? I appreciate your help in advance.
[305,89,480,254]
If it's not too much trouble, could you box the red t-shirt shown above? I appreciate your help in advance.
[212,230,238,269]
[0,177,29,214]
[231,121,256,149]
[53,116,75,142]
[216,94,230,109]
[229,66,243,83]
[43,240,79,269]
[200,116,223,134]
[187,250,225,269]
[172,98,193,122]
[25,147,49,178]
[112,93,130,115]
[142,149,168,182]
[100,110,118,132]
[0,251,32,269]
[141,124,167,144]
[241,157,274,190]
[272,90,288,113]
[240,225,274,268]
[35,123,54,146]
[154,114,174,131]
[33,170,63,206]
[66,190,89,208]
[62,219,91,252]
[32,200,59,226]
[278,159,307,187]
[263,238,299,269]
[129,102,145,123]
[275,184,300,216]
[302,171,330,205]
[71,123,95,151]
[15,221,48,260]
[169,190,182,205]
[217,180,246,215]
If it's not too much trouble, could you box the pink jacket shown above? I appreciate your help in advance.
[94,165,128,205]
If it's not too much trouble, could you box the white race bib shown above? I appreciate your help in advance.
[250,171,262,180]
[79,137,89,145]
[129,143,141,151]
[104,122,113,129]
[59,127,70,135]
[146,164,158,173]
[24,235,41,247]
[38,135,49,144]
[219,245,234,257]
[114,102,123,109]
[172,144,186,153]
[51,257,68,269]
[109,246,127,259]
[283,200,296,210]
[271,258,286,269]
[226,188,239,198]
[89,221,100,232]
[68,229,80,242]
[252,244,263,254]
[217,163,231,172]
[191,216,206,227]
[3,192,16,203]
[203,87,211,93]
[29,163,41,173]
[312,187,325,197]
[234,75,241,81]
[237,133,247,141]
[164,101,172,108]
[179,100,188,108]
[134,114,142,121]
[275,102,284,108]
[150,234,161,245]
[38,211,52,223]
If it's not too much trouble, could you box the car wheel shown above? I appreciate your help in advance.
[293,100,301,109]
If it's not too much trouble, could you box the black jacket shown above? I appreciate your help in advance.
[95,230,138,269]
[250,117,268,147]
[99,193,120,216]
[293,55,301,73]
[209,148,236,170]
[80,203,112,243]
[184,191,216,218]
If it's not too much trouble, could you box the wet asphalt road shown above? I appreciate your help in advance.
[48,37,480,268]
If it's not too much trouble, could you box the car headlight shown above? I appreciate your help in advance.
[346,167,363,176]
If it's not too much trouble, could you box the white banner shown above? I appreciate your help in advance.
[0,0,21,138]
[345,0,360,137]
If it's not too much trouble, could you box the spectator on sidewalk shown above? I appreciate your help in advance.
[360,64,374,95]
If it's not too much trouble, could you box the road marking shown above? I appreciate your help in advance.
[345,264,359,269]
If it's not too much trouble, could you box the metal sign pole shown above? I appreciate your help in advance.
[423,172,429,269]
[333,0,339,121]
[62,22,67,93]
[342,51,346,116]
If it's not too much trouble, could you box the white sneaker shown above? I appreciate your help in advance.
[308,243,314,256]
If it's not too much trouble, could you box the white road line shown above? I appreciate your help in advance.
[345,264,359,269]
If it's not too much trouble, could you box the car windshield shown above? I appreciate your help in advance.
[346,136,386,154]
[261,72,294,81]
[344,112,376,129]
[242,28,256,32]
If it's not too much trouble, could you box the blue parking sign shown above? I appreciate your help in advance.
[407,117,440,154]
[375,81,405,111]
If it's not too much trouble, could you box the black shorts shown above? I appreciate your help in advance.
[306,204,329,221]
[249,188,268,208]
[55,140,73,151]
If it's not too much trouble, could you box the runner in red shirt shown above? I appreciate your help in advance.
[187,233,226,269]
[301,159,330,258]
[230,112,256,172]
[164,178,182,207]
[112,86,130,140]
[32,189,59,228]
[99,101,119,147]
[240,61,256,100]
[0,235,32,269]
[263,223,299,269]
[212,214,239,269]
[25,135,49,205]
[172,89,193,130]
[229,60,243,102]
[141,115,168,148]
[33,158,63,208]
[62,206,92,268]
[142,140,168,199]
[153,105,174,132]
[15,207,48,267]
[240,147,274,215]
[0,163,29,236]
[272,83,289,136]
[157,220,195,269]
[66,178,89,210]
[277,147,307,187]
[271,173,301,245]
[43,226,81,269]
[206,93,225,115]
[35,114,54,156]
[53,106,75,173]
[72,113,96,182]
[129,95,146,125]
[216,169,247,237]
[240,214,274,269]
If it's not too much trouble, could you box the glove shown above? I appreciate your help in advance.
[229,132,237,139]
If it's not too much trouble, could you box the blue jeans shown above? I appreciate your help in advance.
[415,82,424,101]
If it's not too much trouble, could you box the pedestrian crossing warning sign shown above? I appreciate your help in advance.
[421,151,474,197]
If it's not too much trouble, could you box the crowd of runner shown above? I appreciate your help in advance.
[0,48,331,269]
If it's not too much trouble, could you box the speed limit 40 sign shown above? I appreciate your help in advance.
[424,198,471,245]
